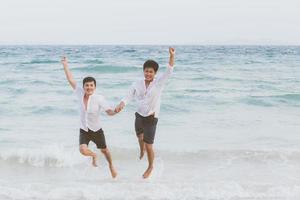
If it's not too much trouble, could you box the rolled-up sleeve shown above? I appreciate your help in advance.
[73,85,84,99]
[156,65,174,86]
[98,96,112,111]
[121,83,136,105]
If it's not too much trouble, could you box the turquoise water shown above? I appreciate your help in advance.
[0,45,300,199]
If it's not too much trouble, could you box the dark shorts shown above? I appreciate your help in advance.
[135,112,158,144]
[79,128,107,149]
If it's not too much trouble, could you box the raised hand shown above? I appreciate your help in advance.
[169,47,175,67]
[61,56,68,67]
[61,56,76,89]
[169,47,175,56]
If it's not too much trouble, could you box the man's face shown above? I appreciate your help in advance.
[83,81,96,95]
[144,67,156,82]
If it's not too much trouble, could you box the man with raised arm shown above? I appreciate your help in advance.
[61,56,117,178]
[115,47,175,178]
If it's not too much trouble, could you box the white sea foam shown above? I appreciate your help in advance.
[0,181,300,200]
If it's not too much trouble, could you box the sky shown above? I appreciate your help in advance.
[0,0,299,45]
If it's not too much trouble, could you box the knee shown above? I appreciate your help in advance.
[137,134,144,140]
[79,146,87,155]
[101,148,108,154]
[145,143,153,150]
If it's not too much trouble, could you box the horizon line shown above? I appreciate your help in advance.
[0,43,300,46]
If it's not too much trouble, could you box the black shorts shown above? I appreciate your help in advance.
[135,112,158,144]
[79,128,107,149]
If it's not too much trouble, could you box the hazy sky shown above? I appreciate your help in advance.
[0,0,299,45]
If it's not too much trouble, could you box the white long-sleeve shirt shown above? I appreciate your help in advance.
[74,86,111,132]
[122,65,174,117]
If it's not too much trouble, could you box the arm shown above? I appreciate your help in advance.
[114,101,125,113]
[115,84,135,113]
[98,96,117,116]
[106,109,117,116]
[61,56,76,90]
[156,47,175,85]
[169,47,175,67]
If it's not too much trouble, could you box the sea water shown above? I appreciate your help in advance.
[0,45,300,199]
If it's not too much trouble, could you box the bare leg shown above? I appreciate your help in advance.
[79,144,97,167]
[100,148,117,178]
[137,134,145,159]
[143,143,154,179]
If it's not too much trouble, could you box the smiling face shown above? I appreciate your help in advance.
[144,67,156,82]
[143,60,159,82]
[83,81,96,95]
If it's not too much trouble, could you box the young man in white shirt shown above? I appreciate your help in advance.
[61,57,117,178]
[115,47,175,178]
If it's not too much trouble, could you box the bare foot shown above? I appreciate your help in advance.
[142,166,153,179]
[139,150,145,160]
[92,155,97,167]
[109,165,117,178]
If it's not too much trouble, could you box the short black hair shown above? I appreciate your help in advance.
[143,60,159,72]
[83,76,96,87]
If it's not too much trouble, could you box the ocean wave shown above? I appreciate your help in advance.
[0,79,16,85]
[1,146,300,168]
[269,93,300,101]
[22,105,77,115]
[7,87,27,95]
[122,49,136,53]
[83,59,104,64]
[72,65,137,73]
[0,145,84,167]
[242,94,300,107]
[183,89,212,93]
[25,79,51,85]
[22,59,58,64]
[240,98,274,107]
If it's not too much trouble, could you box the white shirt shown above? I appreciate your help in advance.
[74,86,111,132]
[122,65,173,117]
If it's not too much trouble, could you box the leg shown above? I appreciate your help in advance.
[137,133,145,159]
[92,129,117,178]
[142,117,158,179]
[79,144,97,167]
[143,143,154,179]
[135,113,145,159]
[100,148,117,178]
